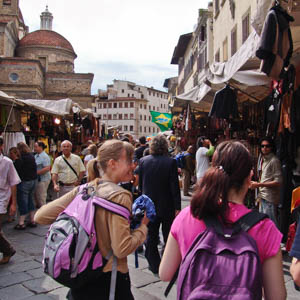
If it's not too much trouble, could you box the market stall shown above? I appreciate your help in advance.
[0,94,96,158]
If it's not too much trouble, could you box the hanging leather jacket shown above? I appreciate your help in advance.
[256,5,294,80]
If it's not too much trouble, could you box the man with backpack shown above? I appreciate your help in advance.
[182,145,195,196]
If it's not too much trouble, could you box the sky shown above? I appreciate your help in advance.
[19,0,210,94]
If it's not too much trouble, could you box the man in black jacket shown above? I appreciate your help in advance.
[138,134,181,274]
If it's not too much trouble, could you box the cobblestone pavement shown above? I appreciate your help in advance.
[0,193,298,299]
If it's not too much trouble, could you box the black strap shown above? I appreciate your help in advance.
[62,156,79,179]
[204,216,225,235]
[234,210,268,232]
[164,268,179,297]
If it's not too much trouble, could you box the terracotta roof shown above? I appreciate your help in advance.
[18,30,75,54]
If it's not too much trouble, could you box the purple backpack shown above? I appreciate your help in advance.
[176,211,267,300]
[42,184,130,295]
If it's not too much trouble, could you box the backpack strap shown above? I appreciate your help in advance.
[204,216,226,236]
[62,156,79,179]
[164,268,179,297]
[234,210,268,233]
[93,196,131,221]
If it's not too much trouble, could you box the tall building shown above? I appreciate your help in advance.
[94,80,169,138]
[0,1,94,108]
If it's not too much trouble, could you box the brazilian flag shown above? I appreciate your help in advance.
[150,111,172,132]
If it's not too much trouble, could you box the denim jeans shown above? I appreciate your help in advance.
[259,198,278,228]
[17,180,36,216]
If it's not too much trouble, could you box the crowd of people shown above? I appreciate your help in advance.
[1,133,300,299]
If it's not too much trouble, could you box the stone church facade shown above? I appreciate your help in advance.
[0,0,94,108]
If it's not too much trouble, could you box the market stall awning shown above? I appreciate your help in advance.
[174,83,213,112]
[0,91,24,106]
[17,98,92,116]
[206,31,262,85]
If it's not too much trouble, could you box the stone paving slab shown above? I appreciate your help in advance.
[285,279,300,300]
[0,272,32,288]
[0,284,34,300]
[2,260,41,273]
[47,286,69,299]
[128,252,148,269]
[30,255,43,264]
[140,280,176,300]
[130,267,160,288]
[23,295,56,300]
[132,286,161,300]
[22,277,63,294]
[26,268,47,279]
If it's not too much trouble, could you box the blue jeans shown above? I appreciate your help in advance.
[259,198,278,228]
[17,180,37,216]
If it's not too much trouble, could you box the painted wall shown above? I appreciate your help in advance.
[212,0,258,62]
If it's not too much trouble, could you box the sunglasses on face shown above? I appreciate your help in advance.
[261,144,271,148]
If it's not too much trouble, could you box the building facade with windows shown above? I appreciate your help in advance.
[171,8,212,95]
[213,0,258,63]
[94,80,169,138]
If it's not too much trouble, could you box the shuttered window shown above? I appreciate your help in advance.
[242,14,250,43]
[231,28,237,56]
[215,49,220,63]
[223,38,228,62]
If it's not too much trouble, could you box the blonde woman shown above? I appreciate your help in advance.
[84,144,98,168]
[35,140,149,300]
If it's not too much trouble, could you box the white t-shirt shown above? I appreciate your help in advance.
[84,154,94,162]
[0,154,21,213]
[196,147,209,179]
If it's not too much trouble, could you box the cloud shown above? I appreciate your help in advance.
[19,0,209,93]
[76,60,176,92]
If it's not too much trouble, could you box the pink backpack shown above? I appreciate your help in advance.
[42,184,130,298]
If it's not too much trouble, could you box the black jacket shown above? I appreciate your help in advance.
[138,154,181,218]
[208,86,239,119]
[256,5,293,79]
[134,145,148,161]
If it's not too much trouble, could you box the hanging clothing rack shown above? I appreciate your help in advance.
[225,83,262,103]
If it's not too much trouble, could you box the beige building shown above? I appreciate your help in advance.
[0,1,94,108]
[94,80,169,138]
[212,0,258,63]
[171,8,211,96]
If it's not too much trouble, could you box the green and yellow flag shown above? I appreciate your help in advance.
[150,111,172,132]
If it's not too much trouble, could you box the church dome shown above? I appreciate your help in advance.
[18,30,76,55]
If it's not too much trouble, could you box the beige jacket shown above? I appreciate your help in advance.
[34,179,147,273]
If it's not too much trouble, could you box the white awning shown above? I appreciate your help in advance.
[16,98,92,116]
[206,31,262,85]
[0,91,24,106]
